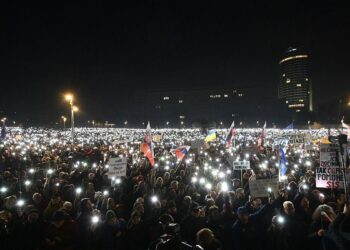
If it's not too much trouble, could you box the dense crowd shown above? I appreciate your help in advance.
[0,126,349,250]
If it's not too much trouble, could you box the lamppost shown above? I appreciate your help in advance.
[65,94,78,143]
[61,116,67,130]
[1,117,7,126]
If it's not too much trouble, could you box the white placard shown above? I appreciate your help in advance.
[233,161,251,170]
[316,143,350,189]
[249,178,279,197]
[107,157,127,179]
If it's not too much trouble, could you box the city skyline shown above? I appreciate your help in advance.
[0,1,349,125]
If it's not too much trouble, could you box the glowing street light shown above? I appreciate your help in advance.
[61,116,67,130]
[1,117,7,126]
[64,93,78,143]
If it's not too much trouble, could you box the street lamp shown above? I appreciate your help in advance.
[1,117,7,126]
[64,93,78,143]
[61,116,67,130]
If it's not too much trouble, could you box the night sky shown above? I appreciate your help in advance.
[1,0,349,125]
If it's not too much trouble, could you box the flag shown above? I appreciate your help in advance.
[175,146,191,161]
[145,121,152,144]
[284,123,293,130]
[341,118,349,139]
[261,121,266,139]
[225,120,236,146]
[142,121,154,167]
[141,143,155,166]
[257,122,266,148]
[279,148,287,176]
[205,129,217,142]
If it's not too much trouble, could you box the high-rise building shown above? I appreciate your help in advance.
[278,47,313,112]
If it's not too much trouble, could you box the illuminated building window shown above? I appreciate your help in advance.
[296,84,302,87]
[296,110,301,112]
[179,100,183,103]
[282,74,286,77]
[209,94,221,99]
[224,94,228,98]
[285,101,289,104]
[179,115,185,119]
[163,97,170,100]
[288,104,304,108]
[305,78,309,81]
[286,78,291,83]
[299,99,304,102]
[279,55,308,64]
[238,93,244,97]
[232,90,237,94]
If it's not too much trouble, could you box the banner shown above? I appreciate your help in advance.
[288,134,305,145]
[233,160,251,170]
[249,178,279,197]
[316,143,350,189]
[107,157,127,179]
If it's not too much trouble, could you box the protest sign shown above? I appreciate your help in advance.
[233,160,251,170]
[316,143,350,189]
[288,134,305,145]
[107,157,127,179]
[249,178,279,197]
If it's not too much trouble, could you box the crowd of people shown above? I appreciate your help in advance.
[0,126,349,250]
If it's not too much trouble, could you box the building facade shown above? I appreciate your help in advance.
[278,47,313,112]
[131,85,284,127]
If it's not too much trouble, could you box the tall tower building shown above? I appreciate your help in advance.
[278,47,313,112]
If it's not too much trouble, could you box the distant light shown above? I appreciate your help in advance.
[76,187,82,194]
[277,216,285,224]
[205,183,212,190]
[221,182,229,192]
[0,187,8,193]
[191,177,198,183]
[151,195,158,203]
[92,216,99,224]
[17,199,25,207]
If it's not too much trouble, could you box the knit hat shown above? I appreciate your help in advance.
[106,210,116,221]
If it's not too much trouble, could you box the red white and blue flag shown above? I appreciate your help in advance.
[225,120,236,146]
[257,121,266,148]
[175,146,191,161]
[141,122,155,167]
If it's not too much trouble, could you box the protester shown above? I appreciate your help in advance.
[0,126,349,250]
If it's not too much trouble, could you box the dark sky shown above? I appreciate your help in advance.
[1,0,349,124]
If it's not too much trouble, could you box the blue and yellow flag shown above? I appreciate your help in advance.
[205,130,217,142]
